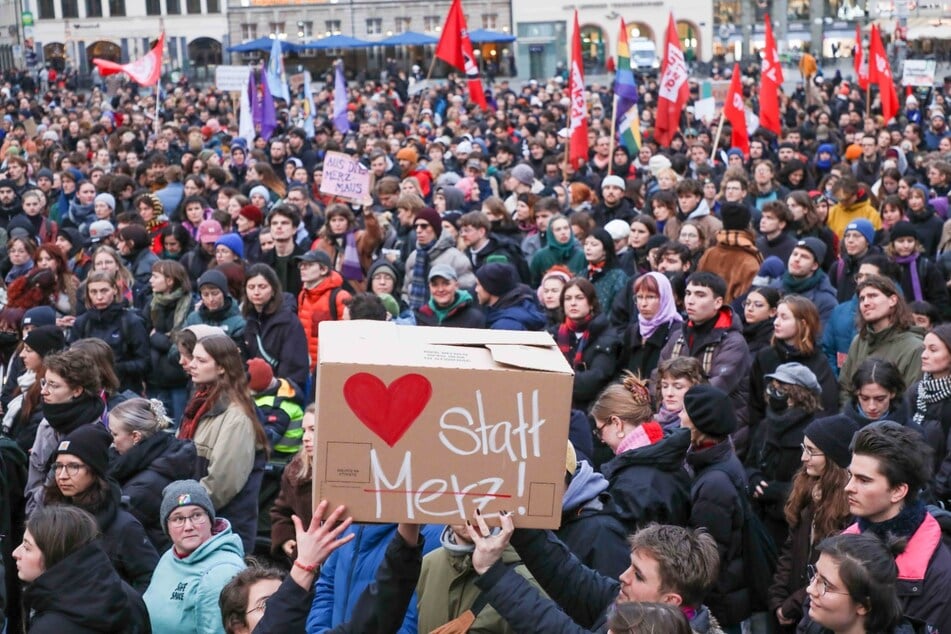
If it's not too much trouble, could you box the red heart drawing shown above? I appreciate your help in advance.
[343,373,433,447]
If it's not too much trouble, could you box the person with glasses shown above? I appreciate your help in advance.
[740,286,781,357]
[589,371,691,535]
[145,479,247,633]
[45,422,159,592]
[402,206,475,312]
[769,415,858,632]
[14,505,151,633]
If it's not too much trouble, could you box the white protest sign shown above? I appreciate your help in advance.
[319,150,371,202]
[902,60,936,87]
[215,65,251,92]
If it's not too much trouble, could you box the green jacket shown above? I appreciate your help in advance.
[839,325,924,405]
[417,531,547,634]
[529,246,586,287]
[589,266,628,314]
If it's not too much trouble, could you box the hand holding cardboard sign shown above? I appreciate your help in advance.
[468,510,515,575]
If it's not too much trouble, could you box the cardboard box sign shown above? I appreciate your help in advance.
[314,321,574,529]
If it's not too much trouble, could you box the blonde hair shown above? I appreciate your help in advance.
[110,397,171,438]
[297,403,317,480]
[590,372,653,427]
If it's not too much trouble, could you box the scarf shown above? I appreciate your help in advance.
[857,499,927,542]
[615,421,664,455]
[637,272,683,339]
[587,261,605,281]
[656,405,683,430]
[340,231,364,282]
[4,258,34,285]
[557,316,593,368]
[781,269,826,294]
[178,386,213,441]
[893,253,923,301]
[408,240,435,311]
[151,287,192,332]
[546,223,579,260]
[913,372,951,426]
[44,392,106,435]
[146,217,165,234]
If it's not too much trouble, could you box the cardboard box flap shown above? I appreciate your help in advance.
[406,326,558,348]
[486,344,573,373]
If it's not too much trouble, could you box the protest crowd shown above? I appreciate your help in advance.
[5,18,951,634]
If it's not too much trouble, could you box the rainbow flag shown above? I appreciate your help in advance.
[614,19,641,153]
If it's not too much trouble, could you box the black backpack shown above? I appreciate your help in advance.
[706,464,779,612]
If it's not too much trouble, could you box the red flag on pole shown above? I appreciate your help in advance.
[854,25,869,90]
[567,10,588,170]
[868,24,899,121]
[759,16,783,135]
[435,0,488,110]
[655,13,689,147]
[93,33,164,86]
[724,63,750,155]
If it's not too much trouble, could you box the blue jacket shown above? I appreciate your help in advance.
[485,285,546,331]
[771,271,838,325]
[306,523,442,633]
[821,296,857,377]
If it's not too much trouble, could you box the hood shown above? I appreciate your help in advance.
[199,295,240,321]
[172,518,244,564]
[601,428,691,478]
[686,198,712,220]
[440,185,466,212]
[24,540,140,630]
[488,287,547,330]
[909,203,936,224]
[562,460,609,511]
[109,432,197,483]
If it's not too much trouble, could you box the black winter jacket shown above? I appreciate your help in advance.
[22,540,150,633]
[552,314,620,411]
[894,254,951,320]
[621,319,678,380]
[244,301,310,390]
[108,433,198,552]
[907,381,951,504]
[599,428,692,531]
[144,293,192,388]
[556,491,630,580]
[70,302,149,394]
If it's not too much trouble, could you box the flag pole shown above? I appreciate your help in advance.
[866,83,871,120]
[712,110,726,157]
[413,57,439,125]
[607,94,618,176]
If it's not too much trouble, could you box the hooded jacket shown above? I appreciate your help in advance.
[144,518,246,634]
[297,270,351,371]
[70,302,150,393]
[665,199,724,247]
[485,284,546,331]
[244,300,310,390]
[108,433,198,552]
[24,540,150,633]
[599,427,692,532]
[415,290,486,329]
[697,230,764,303]
[827,189,881,237]
[838,325,924,405]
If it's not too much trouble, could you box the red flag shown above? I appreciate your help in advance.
[567,10,588,170]
[435,0,488,110]
[93,33,164,87]
[656,13,689,147]
[724,63,749,155]
[854,25,869,90]
[759,16,783,135]
[869,24,899,121]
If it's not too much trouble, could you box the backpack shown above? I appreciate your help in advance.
[706,464,778,612]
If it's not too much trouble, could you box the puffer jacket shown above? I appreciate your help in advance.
[108,432,198,552]
[182,295,246,342]
[485,284,546,331]
[402,233,476,303]
[297,271,351,370]
[838,325,924,405]
[70,302,150,394]
[244,300,310,390]
[552,313,620,411]
[190,398,265,555]
[686,439,751,628]
[599,427,692,531]
[697,230,764,302]
[557,481,630,579]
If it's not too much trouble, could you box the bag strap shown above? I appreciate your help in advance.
[255,333,279,369]
[329,287,341,321]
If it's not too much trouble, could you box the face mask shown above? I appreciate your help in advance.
[766,384,789,412]
[0,332,18,347]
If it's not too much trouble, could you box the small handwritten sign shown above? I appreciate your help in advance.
[215,65,251,92]
[319,150,371,202]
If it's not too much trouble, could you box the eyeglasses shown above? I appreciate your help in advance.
[800,443,824,458]
[592,420,609,441]
[53,462,86,477]
[39,378,65,392]
[807,565,850,597]
[167,512,209,529]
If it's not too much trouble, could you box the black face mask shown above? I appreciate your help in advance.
[0,332,20,347]
[766,384,790,412]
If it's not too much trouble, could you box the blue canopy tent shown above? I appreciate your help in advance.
[227,37,303,53]
[468,29,515,44]
[378,31,438,46]
[301,34,374,50]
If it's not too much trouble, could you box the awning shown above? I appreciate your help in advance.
[468,28,515,43]
[378,31,438,46]
[300,34,373,50]
[227,37,302,53]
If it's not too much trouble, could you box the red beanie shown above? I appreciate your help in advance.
[247,358,274,392]
[239,204,263,227]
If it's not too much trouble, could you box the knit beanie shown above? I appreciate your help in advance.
[683,385,738,438]
[720,202,752,231]
[414,207,443,239]
[24,325,66,358]
[511,164,535,186]
[475,262,519,297]
[247,357,274,392]
[796,237,827,264]
[238,204,263,227]
[844,219,875,246]
[249,185,270,201]
[22,306,56,328]
[160,480,216,535]
[889,221,918,243]
[804,415,860,469]
[94,192,116,212]
[54,423,113,478]
[396,146,419,164]
[215,233,244,259]
[197,269,229,296]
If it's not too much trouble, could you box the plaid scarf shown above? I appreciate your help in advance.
[340,231,365,282]
[913,372,951,426]
[408,240,435,311]
[557,316,593,368]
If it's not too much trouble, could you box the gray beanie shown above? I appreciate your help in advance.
[160,479,215,535]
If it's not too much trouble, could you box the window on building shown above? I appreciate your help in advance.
[166,0,180,14]
[85,0,101,16]
[61,0,78,17]
[423,15,441,32]
[108,0,125,15]
[145,0,160,14]
[325,19,341,35]
[366,18,382,35]
[268,21,285,37]
[482,13,497,29]
[241,23,257,40]
[38,0,55,18]
[295,20,312,38]
[186,0,200,13]
[395,17,410,33]
[206,0,218,11]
